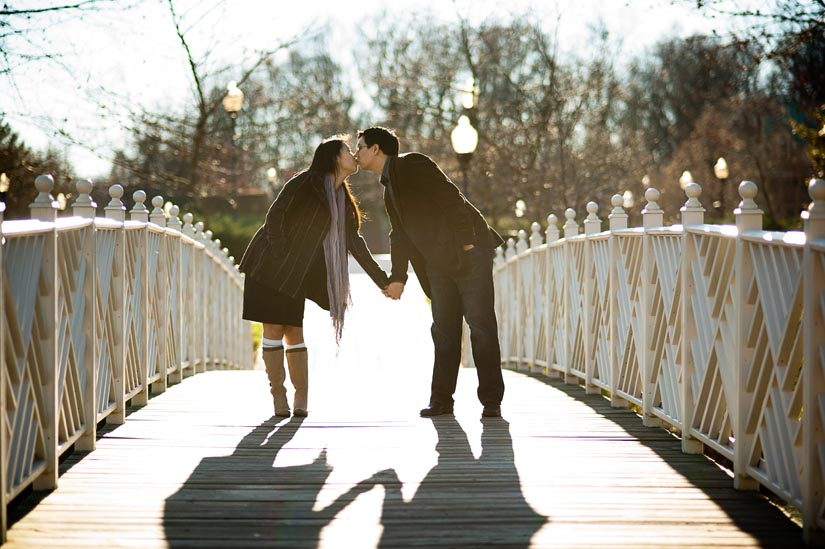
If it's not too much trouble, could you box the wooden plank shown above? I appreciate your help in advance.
[3,274,805,547]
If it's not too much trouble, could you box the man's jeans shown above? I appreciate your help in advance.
[426,246,504,407]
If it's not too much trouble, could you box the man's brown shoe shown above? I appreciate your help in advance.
[420,403,454,417]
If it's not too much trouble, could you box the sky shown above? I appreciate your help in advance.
[0,0,744,178]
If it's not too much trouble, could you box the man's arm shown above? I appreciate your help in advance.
[408,155,476,246]
[385,189,411,285]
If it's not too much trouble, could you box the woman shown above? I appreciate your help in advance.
[239,135,389,417]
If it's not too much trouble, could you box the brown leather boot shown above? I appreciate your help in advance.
[262,347,290,417]
[287,348,308,417]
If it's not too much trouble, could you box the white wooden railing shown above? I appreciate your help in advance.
[0,175,253,541]
[494,179,825,544]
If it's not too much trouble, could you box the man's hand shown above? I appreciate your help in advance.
[383,281,405,300]
[463,244,475,251]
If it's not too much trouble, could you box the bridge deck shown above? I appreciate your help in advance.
[4,274,804,548]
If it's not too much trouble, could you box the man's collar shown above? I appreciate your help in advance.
[380,156,393,185]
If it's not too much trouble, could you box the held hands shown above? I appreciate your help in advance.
[383,281,405,300]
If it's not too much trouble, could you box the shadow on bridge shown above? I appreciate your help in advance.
[521,372,804,549]
[163,414,545,547]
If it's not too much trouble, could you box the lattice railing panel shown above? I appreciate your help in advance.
[615,233,644,405]
[684,231,737,458]
[740,238,805,506]
[546,243,566,374]
[161,234,179,378]
[3,233,49,500]
[145,230,161,381]
[55,226,91,453]
[568,239,587,381]
[648,233,683,428]
[94,228,119,418]
[532,248,548,370]
[504,260,520,366]
[179,241,194,369]
[123,227,145,399]
[519,250,537,370]
[589,236,611,390]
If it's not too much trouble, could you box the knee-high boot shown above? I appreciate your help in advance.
[262,347,290,417]
[287,348,308,417]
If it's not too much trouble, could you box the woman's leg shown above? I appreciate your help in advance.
[283,325,309,416]
[261,323,290,416]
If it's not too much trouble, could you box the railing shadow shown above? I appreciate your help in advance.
[523,371,805,548]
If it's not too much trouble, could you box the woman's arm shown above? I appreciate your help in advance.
[347,226,390,289]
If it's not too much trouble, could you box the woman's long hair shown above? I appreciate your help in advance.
[308,135,362,228]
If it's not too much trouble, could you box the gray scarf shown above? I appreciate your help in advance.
[323,175,350,343]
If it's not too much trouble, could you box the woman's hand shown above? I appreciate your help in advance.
[383,282,405,300]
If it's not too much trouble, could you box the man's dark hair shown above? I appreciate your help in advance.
[358,127,400,156]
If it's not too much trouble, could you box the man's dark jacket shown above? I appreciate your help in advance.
[239,170,389,310]
[384,153,504,297]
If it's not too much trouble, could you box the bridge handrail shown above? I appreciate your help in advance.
[0,176,253,541]
[494,179,825,544]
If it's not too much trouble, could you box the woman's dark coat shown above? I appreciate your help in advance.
[239,170,389,310]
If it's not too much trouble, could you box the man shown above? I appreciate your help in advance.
[355,126,505,418]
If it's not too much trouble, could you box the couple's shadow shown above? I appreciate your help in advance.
[163,416,546,547]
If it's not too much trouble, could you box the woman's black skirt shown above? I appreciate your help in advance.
[242,277,305,327]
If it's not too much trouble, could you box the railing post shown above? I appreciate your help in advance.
[204,228,217,369]
[130,191,150,405]
[194,222,208,372]
[516,229,528,370]
[105,185,127,425]
[149,196,169,391]
[680,182,705,455]
[71,179,96,218]
[642,188,663,427]
[167,205,184,384]
[182,214,198,375]
[29,175,58,490]
[803,178,825,544]
[528,222,542,373]
[583,201,601,395]
[731,181,764,487]
[563,208,578,384]
[0,197,6,543]
[72,180,97,452]
[545,214,559,378]
[609,194,628,407]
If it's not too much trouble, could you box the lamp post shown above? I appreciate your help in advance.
[222,81,245,135]
[451,115,478,197]
[267,166,279,196]
[222,81,244,203]
[713,157,729,218]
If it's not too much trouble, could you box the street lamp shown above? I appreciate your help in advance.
[222,81,245,128]
[679,170,694,191]
[0,172,9,203]
[515,199,526,218]
[713,157,729,217]
[267,166,279,194]
[451,114,478,196]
